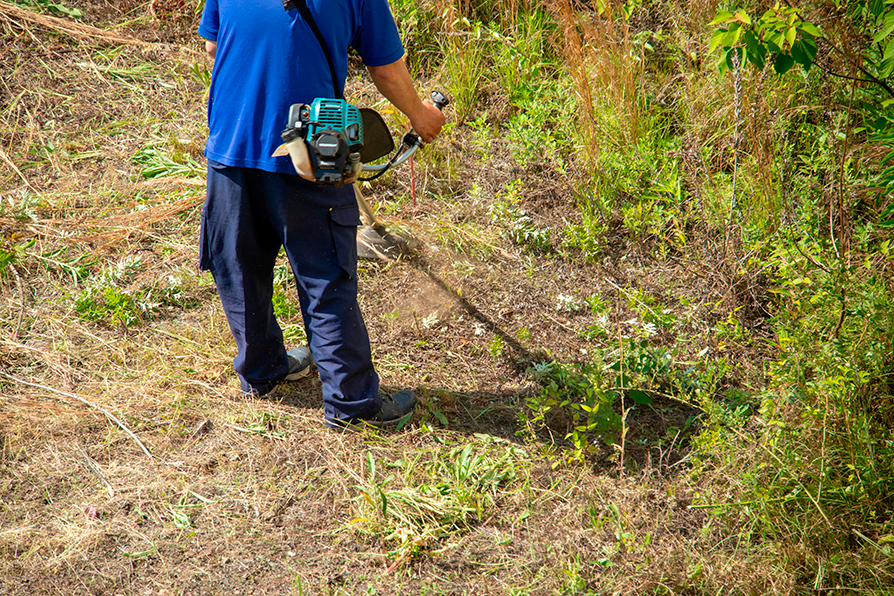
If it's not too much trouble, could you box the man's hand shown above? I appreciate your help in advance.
[409,101,446,144]
[367,58,445,143]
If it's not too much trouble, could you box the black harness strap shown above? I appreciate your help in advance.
[282,0,342,99]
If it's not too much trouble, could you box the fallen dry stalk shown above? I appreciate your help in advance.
[0,1,201,55]
[0,145,35,191]
[94,195,204,249]
[0,372,155,458]
[7,263,24,341]
[15,194,204,249]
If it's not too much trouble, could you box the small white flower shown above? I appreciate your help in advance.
[422,313,439,329]
[556,293,582,313]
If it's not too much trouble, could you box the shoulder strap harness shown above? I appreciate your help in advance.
[282,0,342,99]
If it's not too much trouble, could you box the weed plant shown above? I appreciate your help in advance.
[350,436,528,561]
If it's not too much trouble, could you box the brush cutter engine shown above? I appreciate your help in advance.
[281,99,363,186]
[281,91,448,187]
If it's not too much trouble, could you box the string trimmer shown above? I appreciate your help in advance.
[277,91,449,260]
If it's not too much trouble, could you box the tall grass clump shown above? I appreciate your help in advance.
[686,1,894,590]
[438,12,487,124]
[552,1,650,170]
[548,0,685,249]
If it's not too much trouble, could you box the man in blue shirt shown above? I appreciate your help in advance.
[198,0,444,428]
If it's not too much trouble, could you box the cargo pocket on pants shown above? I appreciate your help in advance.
[329,203,361,279]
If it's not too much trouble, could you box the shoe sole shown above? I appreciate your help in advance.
[368,411,413,428]
[283,366,311,381]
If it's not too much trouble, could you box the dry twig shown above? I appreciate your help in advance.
[77,445,115,497]
[0,372,154,458]
[7,263,25,341]
[0,1,201,55]
[0,145,35,191]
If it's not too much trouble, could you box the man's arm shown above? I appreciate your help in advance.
[366,58,445,143]
[205,40,217,59]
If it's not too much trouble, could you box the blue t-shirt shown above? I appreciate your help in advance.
[199,0,405,173]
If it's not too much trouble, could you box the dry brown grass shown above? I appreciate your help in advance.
[0,0,200,54]
[0,2,818,595]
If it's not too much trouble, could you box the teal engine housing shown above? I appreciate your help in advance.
[282,98,364,185]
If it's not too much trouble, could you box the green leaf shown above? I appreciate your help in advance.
[709,28,728,54]
[742,29,759,51]
[880,39,894,78]
[724,23,743,47]
[800,34,818,62]
[785,26,797,49]
[774,51,795,74]
[394,413,412,431]
[880,202,894,226]
[873,10,894,43]
[629,390,653,405]
[379,487,388,516]
[735,10,752,26]
[709,10,736,26]
[743,30,767,69]
[758,8,776,24]
[792,39,817,70]
[799,22,823,37]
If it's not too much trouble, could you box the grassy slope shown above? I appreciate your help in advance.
[1,1,891,595]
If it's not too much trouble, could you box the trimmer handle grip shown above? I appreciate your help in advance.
[430,90,449,111]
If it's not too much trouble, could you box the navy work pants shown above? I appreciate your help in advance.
[199,160,381,423]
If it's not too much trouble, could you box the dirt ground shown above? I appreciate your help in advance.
[0,2,775,594]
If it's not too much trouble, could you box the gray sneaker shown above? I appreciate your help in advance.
[367,389,417,426]
[284,347,313,381]
[326,389,417,430]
